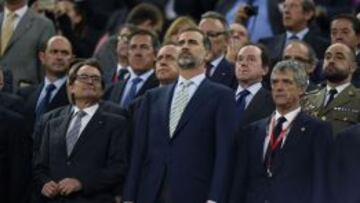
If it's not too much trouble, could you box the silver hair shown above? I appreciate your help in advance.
[271,60,309,90]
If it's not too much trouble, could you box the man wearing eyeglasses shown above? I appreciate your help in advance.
[283,40,319,91]
[33,59,130,203]
[199,11,237,89]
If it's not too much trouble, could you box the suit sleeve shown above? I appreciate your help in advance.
[122,93,151,201]
[208,89,237,202]
[312,121,333,203]
[78,115,130,195]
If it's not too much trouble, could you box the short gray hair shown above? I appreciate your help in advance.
[271,60,309,90]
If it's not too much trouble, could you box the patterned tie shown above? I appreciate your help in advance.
[326,88,338,107]
[169,80,192,137]
[36,84,56,121]
[236,89,250,121]
[264,116,287,164]
[121,77,142,108]
[1,12,16,55]
[66,110,87,156]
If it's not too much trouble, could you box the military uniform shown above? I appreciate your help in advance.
[301,84,360,136]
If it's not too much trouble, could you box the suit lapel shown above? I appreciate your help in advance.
[271,112,308,174]
[171,79,211,139]
[68,106,105,158]
[110,79,127,103]
[136,73,158,96]
[48,83,68,110]
[161,84,176,138]
[211,58,226,81]
[4,10,34,54]
[242,88,266,121]
[53,113,72,158]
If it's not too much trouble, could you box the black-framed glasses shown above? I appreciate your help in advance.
[76,74,102,83]
[205,31,227,38]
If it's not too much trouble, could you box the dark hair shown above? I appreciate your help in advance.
[68,58,105,89]
[128,29,160,51]
[126,3,164,31]
[242,43,270,69]
[178,27,212,51]
[301,0,316,22]
[201,11,229,31]
[332,14,360,34]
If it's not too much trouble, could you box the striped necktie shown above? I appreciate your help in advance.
[1,12,16,55]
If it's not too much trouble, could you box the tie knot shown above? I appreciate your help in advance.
[237,89,250,97]
[46,84,56,92]
[131,77,142,84]
[328,88,338,96]
[7,12,16,19]
[289,34,299,40]
[180,80,192,89]
[277,116,287,126]
[76,110,87,118]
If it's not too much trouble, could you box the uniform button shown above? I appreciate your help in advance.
[321,116,326,121]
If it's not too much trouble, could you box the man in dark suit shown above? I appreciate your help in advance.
[17,35,72,125]
[234,44,274,127]
[0,106,26,203]
[283,40,320,91]
[330,14,360,87]
[0,0,55,90]
[230,60,333,203]
[33,59,130,203]
[330,124,360,203]
[199,11,237,89]
[106,29,159,108]
[259,0,329,64]
[123,28,237,203]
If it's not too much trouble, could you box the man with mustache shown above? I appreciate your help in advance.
[123,28,237,203]
[302,43,360,135]
[106,29,159,109]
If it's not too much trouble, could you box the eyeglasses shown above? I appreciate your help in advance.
[75,74,102,83]
[205,31,227,38]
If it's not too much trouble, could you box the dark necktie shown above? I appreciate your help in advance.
[205,63,213,77]
[264,116,287,168]
[326,88,338,107]
[36,84,56,121]
[66,110,87,156]
[122,77,142,108]
[112,68,129,83]
[236,89,250,121]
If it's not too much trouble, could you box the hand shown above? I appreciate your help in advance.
[41,180,59,198]
[58,178,82,196]
[234,5,250,24]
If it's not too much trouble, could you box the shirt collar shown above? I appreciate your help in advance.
[286,27,309,40]
[44,76,67,90]
[128,68,154,82]
[275,107,301,124]
[326,82,351,94]
[210,54,225,68]
[177,73,206,87]
[4,5,28,20]
[72,103,99,118]
[236,82,262,96]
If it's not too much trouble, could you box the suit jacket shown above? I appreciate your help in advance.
[123,79,237,203]
[302,84,360,135]
[240,87,275,127]
[258,29,329,64]
[17,82,70,127]
[0,9,55,90]
[230,112,333,203]
[331,124,360,203]
[0,106,26,203]
[209,58,237,89]
[0,91,24,114]
[106,72,159,103]
[33,103,130,203]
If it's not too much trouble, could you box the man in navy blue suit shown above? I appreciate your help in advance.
[230,60,333,203]
[199,11,237,89]
[331,124,360,203]
[123,27,237,203]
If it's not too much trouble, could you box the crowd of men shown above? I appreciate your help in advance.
[1,0,360,203]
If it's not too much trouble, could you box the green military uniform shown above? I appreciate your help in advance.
[301,84,360,137]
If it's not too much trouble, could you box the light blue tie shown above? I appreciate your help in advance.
[66,111,86,156]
